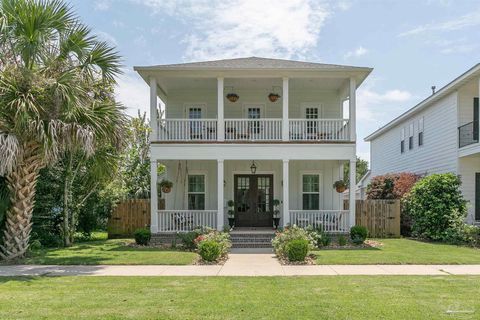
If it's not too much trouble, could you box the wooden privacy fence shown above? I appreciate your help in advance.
[345,199,401,238]
[107,199,164,238]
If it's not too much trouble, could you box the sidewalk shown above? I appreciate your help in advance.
[2,253,480,276]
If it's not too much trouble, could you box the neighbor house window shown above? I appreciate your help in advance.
[188,175,205,210]
[418,117,424,146]
[409,123,414,150]
[401,128,405,153]
[302,174,320,210]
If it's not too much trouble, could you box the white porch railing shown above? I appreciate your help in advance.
[289,119,350,141]
[224,119,282,141]
[157,210,217,232]
[157,119,217,141]
[289,210,349,233]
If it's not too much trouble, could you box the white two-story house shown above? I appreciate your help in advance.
[134,57,372,235]
[365,63,480,224]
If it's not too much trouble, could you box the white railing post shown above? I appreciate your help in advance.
[150,160,158,233]
[282,159,290,226]
[349,159,356,228]
[217,159,224,230]
[349,77,356,142]
[150,77,158,141]
[282,77,289,141]
[217,77,224,142]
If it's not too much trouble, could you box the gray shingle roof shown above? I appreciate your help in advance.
[136,56,370,70]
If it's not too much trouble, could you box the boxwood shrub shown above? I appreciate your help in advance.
[350,225,368,244]
[134,228,151,245]
[197,240,221,262]
[285,239,309,261]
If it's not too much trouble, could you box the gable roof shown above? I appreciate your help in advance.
[134,56,371,72]
[365,63,480,142]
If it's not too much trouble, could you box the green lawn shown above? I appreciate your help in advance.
[19,239,197,265]
[314,238,480,265]
[0,276,479,319]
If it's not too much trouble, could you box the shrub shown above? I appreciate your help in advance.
[461,224,480,247]
[350,225,368,245]
[194,229,231,261]
[134,228,151,245]
[404,173,467,242]
[29,239,42,251]
[198,240,221,262]
[272,225,315,258]
[285,239,309,261]
[177,227,209,250]
[367,172,421,200]
[338,235,347,246]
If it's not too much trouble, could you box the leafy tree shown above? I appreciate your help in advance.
[0,0,126,259]
[343,157,369,186]
[403,173,467,242]
[366,172,421,200]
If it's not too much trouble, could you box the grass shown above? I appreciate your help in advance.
[18,238,197,265]
[0,276,479,319]
[314,238,480,265]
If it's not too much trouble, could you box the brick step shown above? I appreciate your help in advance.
[232,242,273,248]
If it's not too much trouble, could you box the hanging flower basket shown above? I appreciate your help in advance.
[333,180,347,193]
[160,180,173,193]
[268,93,280,102]
[226,93,239,102]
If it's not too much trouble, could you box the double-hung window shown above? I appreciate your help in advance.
[188,175,205,210]
[418,117,424,146]
[400,128,405,153]
[302,174,320,210]
[409,123,414,150]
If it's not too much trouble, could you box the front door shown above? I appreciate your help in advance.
[234,174,273,227]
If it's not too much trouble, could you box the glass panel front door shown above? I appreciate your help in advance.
[234,174,273,227]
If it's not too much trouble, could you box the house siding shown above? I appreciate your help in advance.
[370,92,459,177]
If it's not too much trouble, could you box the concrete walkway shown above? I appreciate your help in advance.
[2,254,480,276]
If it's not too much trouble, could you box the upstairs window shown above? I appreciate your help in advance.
[188,175,205,210]
[409,123,414,150]
[401,128,405,153]
[418,117,424,146]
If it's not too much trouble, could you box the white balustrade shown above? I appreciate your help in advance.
[289,119,350,141]
[289,210,349,233]
[157,210,217,232]
[224,119,282,141]
[157,119,217,141]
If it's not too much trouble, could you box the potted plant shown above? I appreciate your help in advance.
[272,199,281,229]
[159,179,174,193]
[333,180,347,193]
[227,200,235,228]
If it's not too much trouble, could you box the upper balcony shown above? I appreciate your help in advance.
[134,57,372,144]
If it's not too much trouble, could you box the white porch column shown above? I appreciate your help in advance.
[150,159,158,233]
[217,159,224,230]
[150,77,158,141]
[282,77,289,141]
[282,159,290,226]
[217,77,225,142]
[349,77,356,142]
[349,159,356,228]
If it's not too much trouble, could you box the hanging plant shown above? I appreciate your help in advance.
[159,179,174,193]
[226,93,239,102]
[268,93,280,102]
[333,180,347,193]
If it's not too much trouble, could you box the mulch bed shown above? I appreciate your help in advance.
[194,254,229,265]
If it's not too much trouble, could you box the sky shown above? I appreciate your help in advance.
[68,0,480,163]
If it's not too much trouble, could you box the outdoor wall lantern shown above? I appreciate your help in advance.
[225,86,239,102]
[268,86,281,102]
[250,161,257,174]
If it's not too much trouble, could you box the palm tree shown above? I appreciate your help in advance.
[0,0,126,259]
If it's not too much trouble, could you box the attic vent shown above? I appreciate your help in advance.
[431,86,436,95]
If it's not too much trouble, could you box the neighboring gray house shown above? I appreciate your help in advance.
[365,64,480,224]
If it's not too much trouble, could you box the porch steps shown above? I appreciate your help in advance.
[230,229,276,248]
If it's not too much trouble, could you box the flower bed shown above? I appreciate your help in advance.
[176,227,231,264]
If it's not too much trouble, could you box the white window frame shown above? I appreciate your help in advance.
[301,103,323,119]
[401,127,405,153]
[409,123,414,150]
[242,103,265,119]
[184,104,207,119]
[299,171,323,210]
[186,172,207,210]
[418,117,424,146]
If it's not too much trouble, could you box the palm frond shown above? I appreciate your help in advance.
[0,132,20,176]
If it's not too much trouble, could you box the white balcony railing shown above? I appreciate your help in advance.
[157,210,217,232]
[289,210,349,233]
[224,119,282,141]
[158,119,217,141]
[289,119,350,141]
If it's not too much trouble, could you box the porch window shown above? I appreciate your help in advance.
[302,174,320,210]
[247,107,261,134]
[188,175,205,210]
[305,107,319,135]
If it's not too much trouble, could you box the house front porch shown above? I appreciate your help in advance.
[151,159,354,234]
